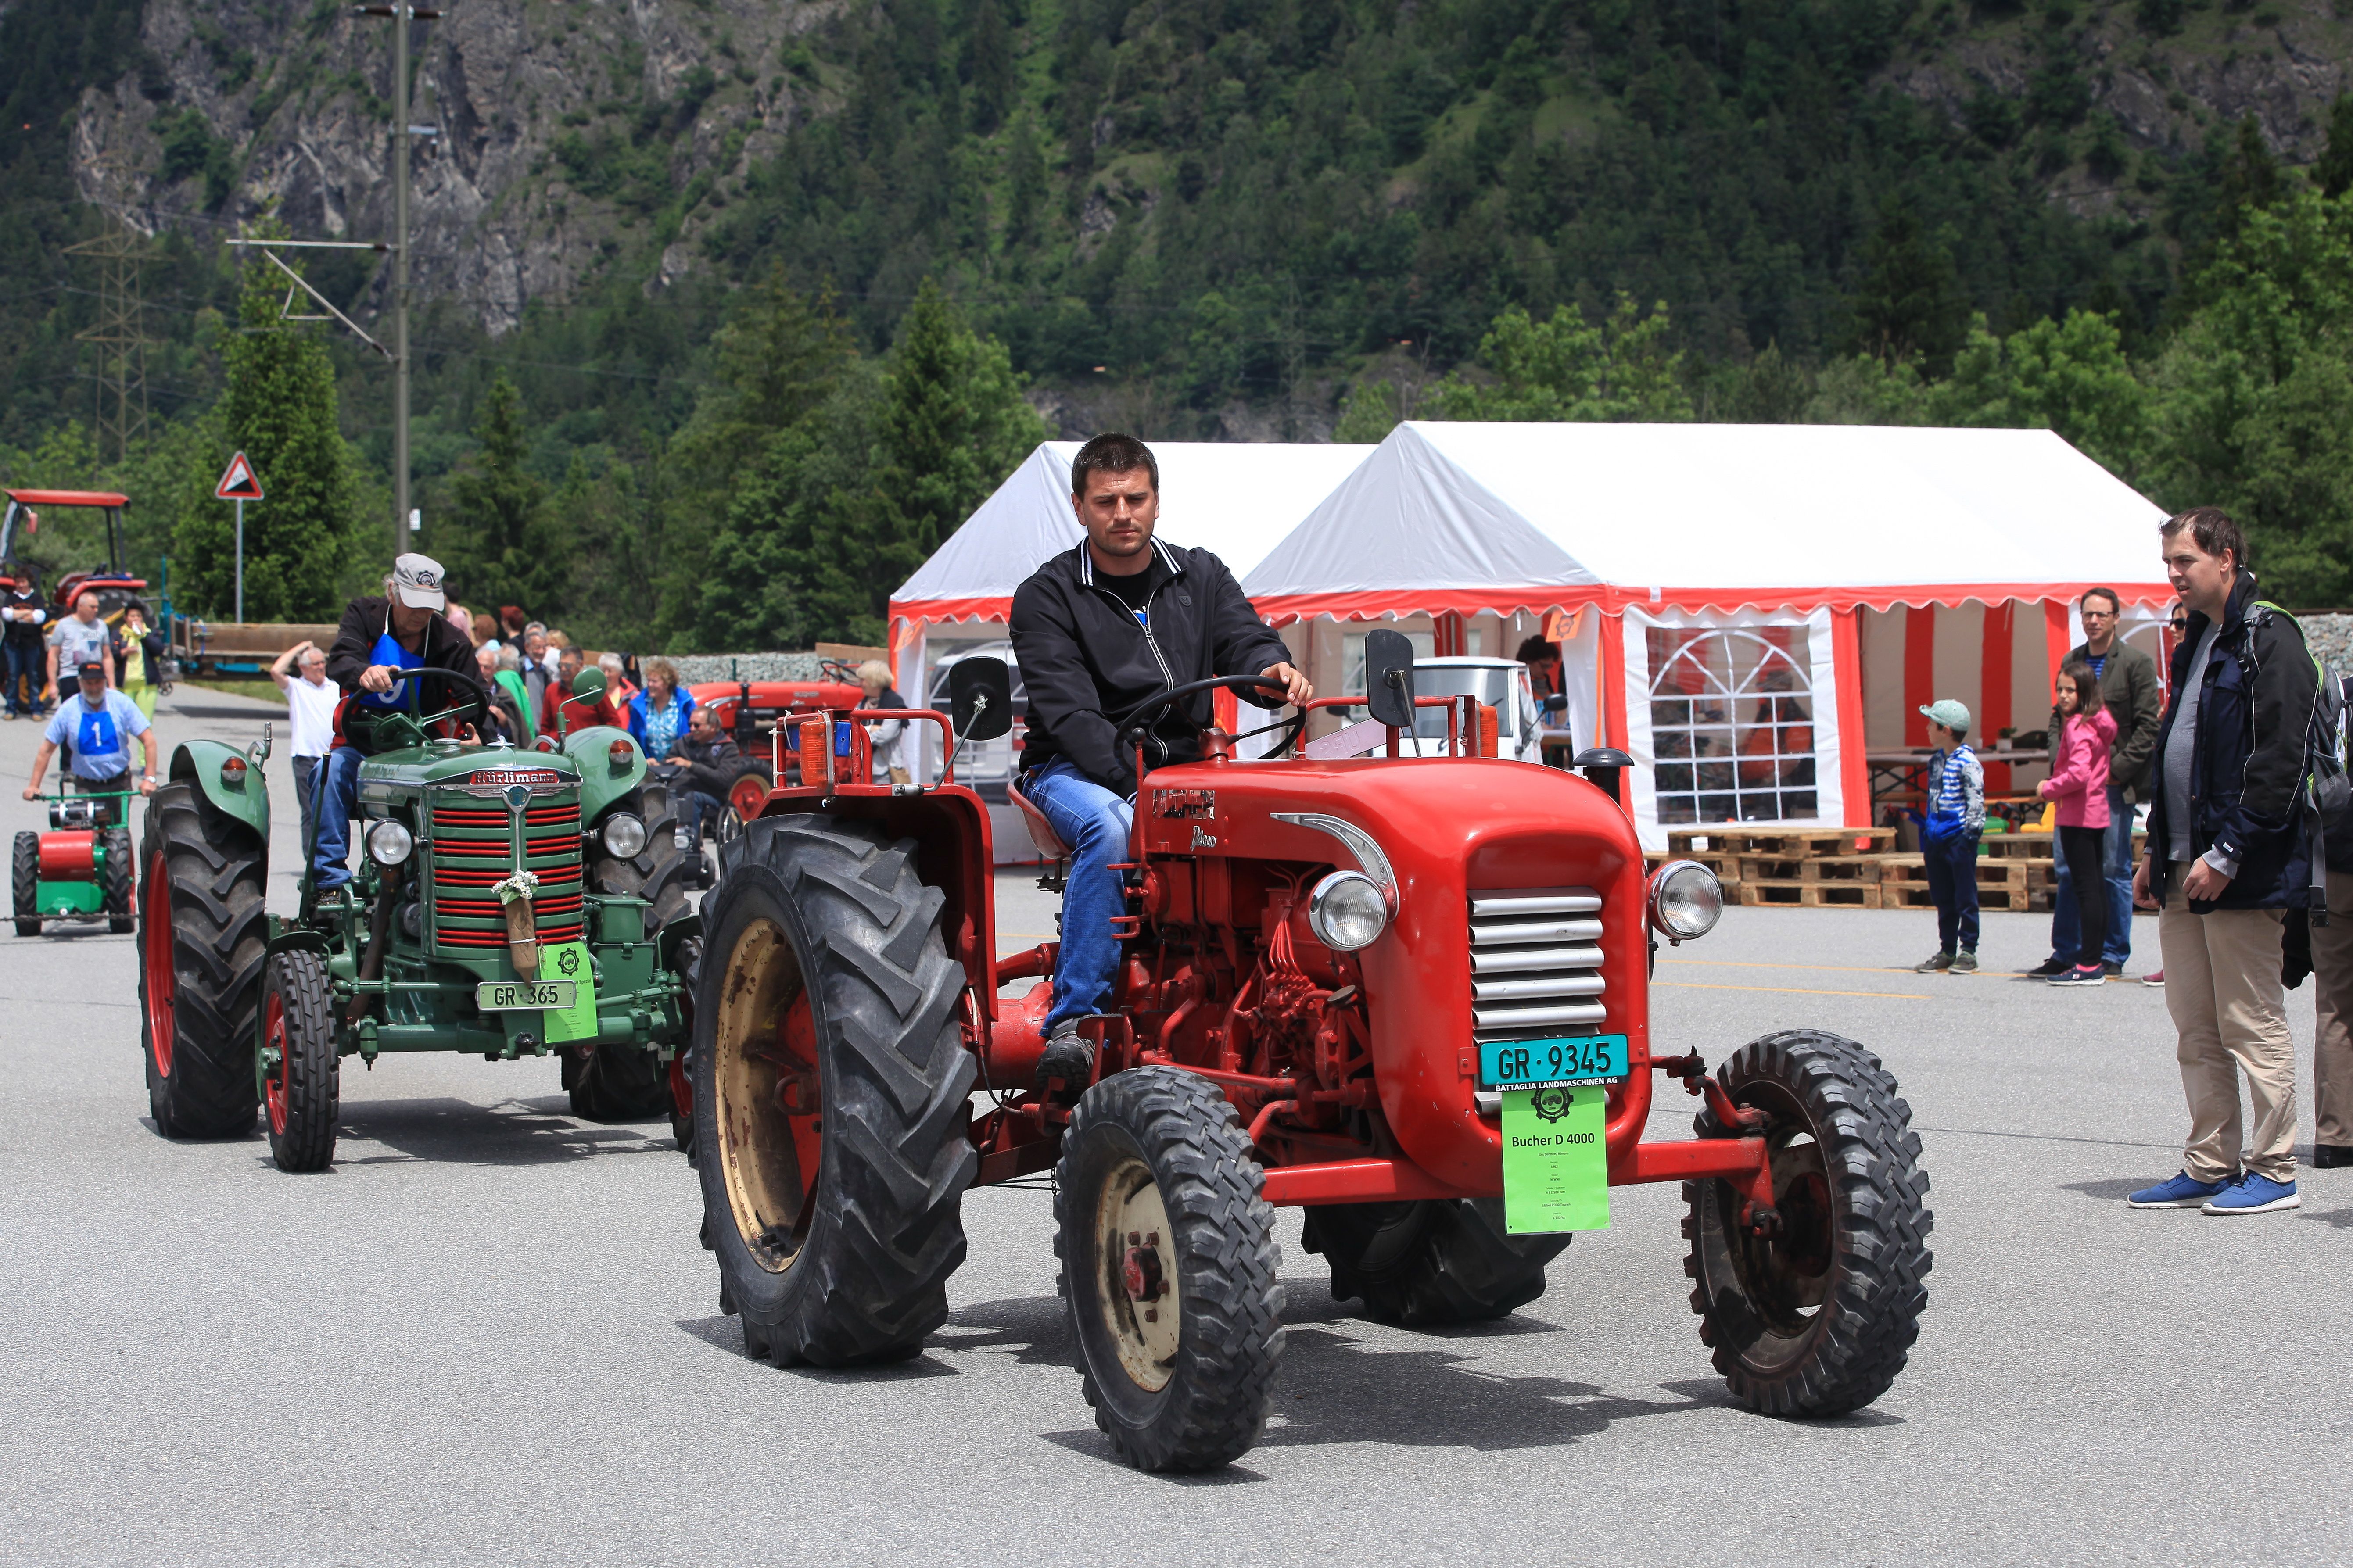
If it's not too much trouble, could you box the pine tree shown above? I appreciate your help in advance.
[2312,96,2353,200]
[967,0,1012,136]
[1848,207,1969,374]
[174,255,359,620]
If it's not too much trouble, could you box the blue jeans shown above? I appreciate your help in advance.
[2047,783,2134,966]
[683,790,725,842]
[2,643,36,715]
[1923,831,1981,954]
[309,745,365,891]
[1025,756,1136,1032]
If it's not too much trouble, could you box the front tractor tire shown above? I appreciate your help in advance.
[1684,1030,1933,1418]
[1055,1067,1285,1472]
[1303,1197,1567,1326]
[100,825,134,934]
[11,830,37,937]
[139,781,267,1139]
[693,814,976,1366]
[569,784,692,1123]
[261,951,340,1172]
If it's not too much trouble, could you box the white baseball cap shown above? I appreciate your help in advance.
[392,552,446,610]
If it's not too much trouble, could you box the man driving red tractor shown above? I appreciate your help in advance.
[1009,433,1312,1087]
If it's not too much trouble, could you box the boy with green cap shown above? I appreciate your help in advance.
[1915,698,1985,974]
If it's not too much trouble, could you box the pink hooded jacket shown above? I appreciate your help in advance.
[2041,708,2117,828]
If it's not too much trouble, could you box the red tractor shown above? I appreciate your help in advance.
[679,633,1931,1471]
[0,489,149,622]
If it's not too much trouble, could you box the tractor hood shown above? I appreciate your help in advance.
[360,743,583,793]
[1135,755,1652,1192]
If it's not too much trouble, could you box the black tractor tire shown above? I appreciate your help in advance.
[12,830,38,937]
[1685,1029,1933,1418]
[567,782,693,1122]
[694,813,975,1366]
[100,825,133,933]
[589,781,689,931]
[668,934,702,1158]
[564,1041,672,1123]
[138,781,266,1139]
[1303,1197,1568,1326]
[261,950,339,1172]
[1055,1066,1285,1472]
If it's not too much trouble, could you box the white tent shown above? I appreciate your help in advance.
[889,440,1374,857]
[892,440,1375,629]
[1243,422,2174,849]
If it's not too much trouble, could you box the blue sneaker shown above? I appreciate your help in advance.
[2127,1171,2230,1208]
[2202,1171,2300,1215]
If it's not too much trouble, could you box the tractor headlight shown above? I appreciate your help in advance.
[366,819,414,866]
[1648,859,1724,941]
[1308,870,1390,951]
[600,813,647,859]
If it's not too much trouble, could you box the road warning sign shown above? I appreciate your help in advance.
[214,451,264,501]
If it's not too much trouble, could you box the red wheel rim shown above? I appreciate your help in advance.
[142,854,176,1078]
[263,990,290,1135]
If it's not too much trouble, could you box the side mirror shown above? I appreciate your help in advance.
[948,657,1014,742]
[1540,692,1568,716]
[248,722,273,766]
[1363,628,1416,730]
[570,667,607,703]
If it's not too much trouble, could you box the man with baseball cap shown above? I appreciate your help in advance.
[312,553,480,891]
[22,659,157,805]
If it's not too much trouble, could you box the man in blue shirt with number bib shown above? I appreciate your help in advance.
[314,553,479,891]
[22,659,157,804]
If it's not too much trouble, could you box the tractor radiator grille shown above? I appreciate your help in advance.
[1467,887,1607,1039]
[424,785,585,959]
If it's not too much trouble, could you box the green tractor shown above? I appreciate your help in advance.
[136,667,696,1171]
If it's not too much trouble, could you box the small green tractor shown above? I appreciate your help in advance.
[13,787,136,936]
[137,667,697,1170]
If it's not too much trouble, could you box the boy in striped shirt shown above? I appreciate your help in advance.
[1915,698,1986,974]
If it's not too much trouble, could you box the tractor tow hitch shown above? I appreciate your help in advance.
[1653,1051,1766,1135]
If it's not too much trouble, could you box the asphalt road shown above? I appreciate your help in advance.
[4,687,2349,1565]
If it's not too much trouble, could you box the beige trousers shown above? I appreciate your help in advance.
[2307,867,2353,1148]
[2158,866,2298,1183]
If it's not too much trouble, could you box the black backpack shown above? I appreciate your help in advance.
[2313,671,2353,877]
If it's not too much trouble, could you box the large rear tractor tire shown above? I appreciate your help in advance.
[12,830,37,937]
[1303,1197,1567,1326]
[100,825,133,934]
[1684,1029,1933,1418]
[567,783,693,1122]
[138,781,267,1139]
[1056,1067,1285,1472]
[261,951,340,1172]
[694,814,975,1365]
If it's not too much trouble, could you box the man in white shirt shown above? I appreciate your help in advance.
[45,591,111,705]
[271,638,341,857]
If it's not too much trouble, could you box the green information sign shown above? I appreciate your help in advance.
[538,941,600,1044]
[1500,1084,1611,1234]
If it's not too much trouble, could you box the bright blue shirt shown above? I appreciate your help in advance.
[44,687,150,780]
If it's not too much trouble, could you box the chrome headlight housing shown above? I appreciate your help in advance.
[600,813,647,859]
[1647,859,1723,941]
[365,818,415,866]
[1307,870,1390,951]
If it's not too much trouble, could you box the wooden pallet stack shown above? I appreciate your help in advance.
[1656,827,1899,909]
[1645,826,2142,913]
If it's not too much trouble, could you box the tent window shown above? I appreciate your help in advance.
[1647,627,1817,825]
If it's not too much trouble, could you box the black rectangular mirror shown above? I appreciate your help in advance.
[948,656,1014,741]
[1363,628,1416,730]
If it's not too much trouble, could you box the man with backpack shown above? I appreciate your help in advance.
[2127,508,2318,1216]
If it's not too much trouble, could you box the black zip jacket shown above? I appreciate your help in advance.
[2145,568,2318,910]
[1010,537,1291,794]
[325,595,481,755]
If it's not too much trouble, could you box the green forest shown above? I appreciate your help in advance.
[4,0,2353,648]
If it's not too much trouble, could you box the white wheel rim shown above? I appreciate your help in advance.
[1095,1154,1181,1391]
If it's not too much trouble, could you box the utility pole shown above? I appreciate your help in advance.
[65,218,153,466]
[359,3,441,558]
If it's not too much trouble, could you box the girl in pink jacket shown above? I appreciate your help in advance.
[2038,657,2117,986]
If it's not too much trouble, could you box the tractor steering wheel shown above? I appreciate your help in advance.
[360,666,491,748]
[1113,673,1305,765]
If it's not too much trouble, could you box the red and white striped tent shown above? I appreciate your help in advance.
[1241,421,2174,849]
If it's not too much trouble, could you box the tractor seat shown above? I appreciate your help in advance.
[1006,780,1071,860]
